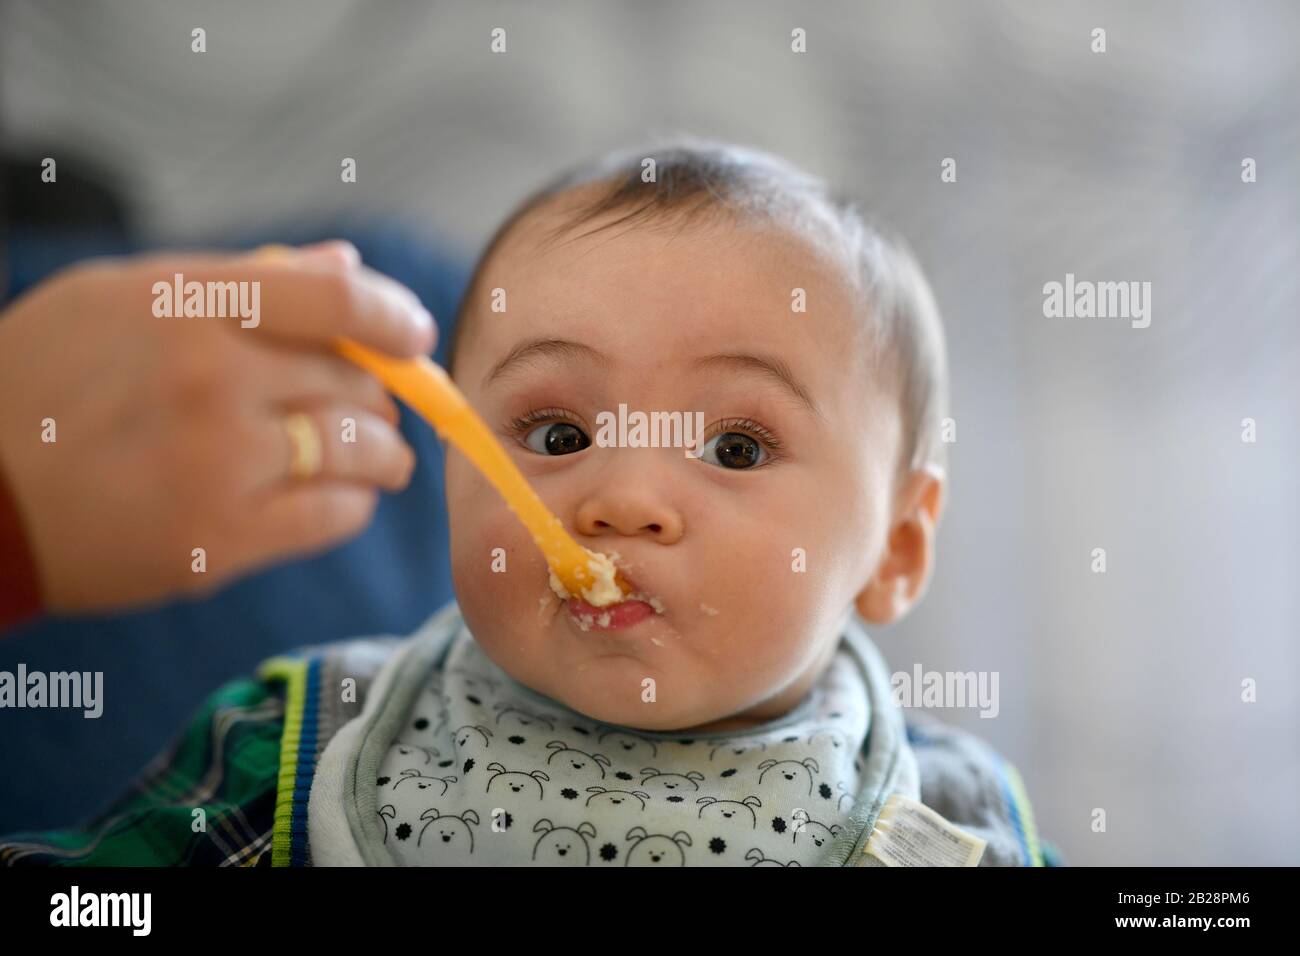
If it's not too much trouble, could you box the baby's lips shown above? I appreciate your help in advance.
[609,567,668,614]
[549,548,663,612]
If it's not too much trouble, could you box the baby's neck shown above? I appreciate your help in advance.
[679,713,770,734]
[675,635,841,735]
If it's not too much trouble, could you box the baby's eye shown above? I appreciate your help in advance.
[523,421,591,456]
[699,432,766,469]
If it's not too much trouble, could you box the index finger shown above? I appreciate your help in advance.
[186,250,437,357]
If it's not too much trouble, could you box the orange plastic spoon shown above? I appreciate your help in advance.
[258,245,630,606]
[334,340,629,606]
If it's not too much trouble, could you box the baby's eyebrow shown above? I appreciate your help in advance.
[483,338,823,421]
[694,352,825,421]
[482,337,609,388]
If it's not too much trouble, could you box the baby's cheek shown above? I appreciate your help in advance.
[450,496,549,618]
[696,538,806,650]
[718,508,822,606]
[714,520,843,664]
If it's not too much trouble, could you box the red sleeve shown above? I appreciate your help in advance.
[0,462,42,630]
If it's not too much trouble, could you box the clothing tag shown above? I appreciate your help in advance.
[861,793,986,867]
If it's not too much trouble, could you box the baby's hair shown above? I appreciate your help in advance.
[448,137,950,477]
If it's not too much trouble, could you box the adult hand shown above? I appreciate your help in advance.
[0,240,435,613]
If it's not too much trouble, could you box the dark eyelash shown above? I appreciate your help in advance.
[505,407,585,435]
[710,418,785,462]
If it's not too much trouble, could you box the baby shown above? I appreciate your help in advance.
[0,142,1056,868]
[442,141,946,739]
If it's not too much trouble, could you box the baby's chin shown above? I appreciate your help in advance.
[517,657,730,733]
[559,693,733,734]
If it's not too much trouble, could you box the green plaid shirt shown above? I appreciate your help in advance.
[1,677,281,866]
[0,653,322,867]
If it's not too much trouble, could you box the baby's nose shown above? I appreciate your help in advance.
[574,482,683,544]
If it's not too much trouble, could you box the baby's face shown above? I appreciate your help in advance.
[446,198,904,733]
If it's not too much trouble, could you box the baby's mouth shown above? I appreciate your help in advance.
[566,595,659,631]
[564,568,665,631]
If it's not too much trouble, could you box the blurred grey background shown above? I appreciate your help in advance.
[2,0,1296,865]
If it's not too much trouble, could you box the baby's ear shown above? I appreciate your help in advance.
[854,464,945,626]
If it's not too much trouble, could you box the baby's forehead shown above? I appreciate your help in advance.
[486,195,865,320]
[446,186,897,423]
[471,212,873,370]
[494,183,862,284]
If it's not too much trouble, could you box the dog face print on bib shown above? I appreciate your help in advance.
[374,624,873,866]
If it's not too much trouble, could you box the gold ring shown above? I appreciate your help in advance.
[283,412,323,479]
